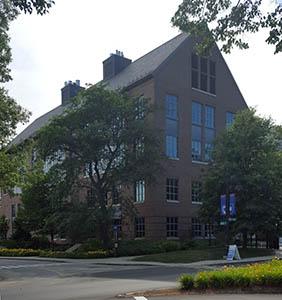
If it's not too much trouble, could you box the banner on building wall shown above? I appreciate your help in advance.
[229,193,236,216]
[220,194,227,216]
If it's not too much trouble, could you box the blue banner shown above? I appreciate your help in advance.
[220,194,226,216]
[229,193,236,216]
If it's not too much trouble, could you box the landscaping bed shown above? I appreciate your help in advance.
[179,259,282,291]
[0,248,110,259]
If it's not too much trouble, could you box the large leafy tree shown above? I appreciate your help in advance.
[36,85,161,246]
[0,0,54,189]
[200,109,282,248]
[172,0,282,54]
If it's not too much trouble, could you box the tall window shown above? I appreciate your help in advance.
[192,102,202,161]
[166,95,178,158]
[135,217,145,238]
[226,112,235,127]
[166,178,178,202]
[191,181,202,203]
[192,218,202,237]
[166,217,178,237]
[191,54,216,95]
[192,103,215,162]
[136,95,145,120]
[204,223,214,238]
[135,180,145,203]
[205,106,215,161]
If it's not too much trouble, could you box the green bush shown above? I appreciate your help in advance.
[0,239,18,249]
[180,240,196,250]
[80,239,104,252]
[179,274,194,290]
[0,248,40,256]
[116,240,183,256]
[0,247,110,259]
[179,259,282,290]
[39,250,110,259]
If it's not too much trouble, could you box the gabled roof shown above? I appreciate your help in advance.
[11,33,188,145]
[11,105,65,146]
[105,33,188,89]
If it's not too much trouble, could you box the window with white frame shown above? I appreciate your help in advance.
[135,217,145,238]
[192,218,202,237]
[135,180,145,203]
[136,95,145,120]
[166,217,178,237]
[191,181,202,203]
[204,223,215,238]
[166,178,178,202]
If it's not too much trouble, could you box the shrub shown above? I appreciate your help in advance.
[179,274,194,290]
[116,240,183,256]
[179,259,282,290]
[80,239,104,252]
[0,248,40,256]
[180,240,196,250]
[39,250,110,259]
[0,239,18,249]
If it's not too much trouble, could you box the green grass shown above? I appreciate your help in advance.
[133,247,275,263]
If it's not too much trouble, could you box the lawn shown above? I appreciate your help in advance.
[133,247,275,263]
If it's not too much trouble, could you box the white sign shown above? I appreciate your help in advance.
[227,245,241,261]
[279,237,282,250]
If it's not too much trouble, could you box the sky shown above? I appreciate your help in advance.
[5,0,282,134]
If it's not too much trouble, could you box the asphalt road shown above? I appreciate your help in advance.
[0,259,280,300]
[0,258,200,300]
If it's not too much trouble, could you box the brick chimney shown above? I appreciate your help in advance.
[103,50,131,81]
[61,80,84,105]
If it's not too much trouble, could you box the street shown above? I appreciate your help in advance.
[0,258,280,300]
[0,258,199,300]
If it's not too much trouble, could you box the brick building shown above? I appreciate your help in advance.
[0,33,247,239]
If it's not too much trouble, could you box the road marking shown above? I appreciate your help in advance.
[134,297,148,300]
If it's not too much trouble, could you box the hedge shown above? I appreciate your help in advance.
[0,248,110,259]
[179,259,282,290]
[0,248,41,257]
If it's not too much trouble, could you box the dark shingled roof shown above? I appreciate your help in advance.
[11,33,188,145]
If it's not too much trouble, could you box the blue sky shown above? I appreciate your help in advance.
[5,0,282,133]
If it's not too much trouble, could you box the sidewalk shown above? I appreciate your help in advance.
[0,253,276,268]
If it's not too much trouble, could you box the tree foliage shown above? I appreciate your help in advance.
[0,0,54,189]
[200,109,282,246]
[172,0,282,54]
[0,215,9,239]
[35,85,161,245]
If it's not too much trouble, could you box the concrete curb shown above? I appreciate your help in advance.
[0,256,70,263]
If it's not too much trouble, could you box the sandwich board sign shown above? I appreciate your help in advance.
[227,245,241,261]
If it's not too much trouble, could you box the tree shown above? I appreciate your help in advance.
[200,109,282,248]
[0,216,9,239]
[172,0,282,54]
[36,85,161,246]
[0,0,54,189]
